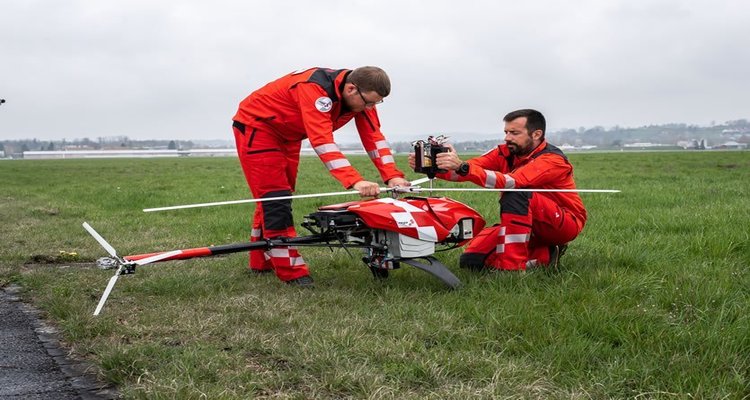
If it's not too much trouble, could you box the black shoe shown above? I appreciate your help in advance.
[459,253,488,272]
[286,275,315,288]
[547,245,568,269]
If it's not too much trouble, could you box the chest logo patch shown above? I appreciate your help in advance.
[315,97,333,112]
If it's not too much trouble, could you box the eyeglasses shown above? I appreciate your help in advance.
[356,86,384,106]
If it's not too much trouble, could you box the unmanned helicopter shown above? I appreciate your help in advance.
[84,136,619,315]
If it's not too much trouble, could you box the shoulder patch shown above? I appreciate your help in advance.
[315,96,333,112]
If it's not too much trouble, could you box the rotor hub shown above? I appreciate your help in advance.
[96,257,119,270]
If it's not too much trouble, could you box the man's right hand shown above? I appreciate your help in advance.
[352,180,381,197]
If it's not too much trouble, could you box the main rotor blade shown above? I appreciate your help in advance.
[143,187,394,213]
[399,187,621,194]
[82,222,118,258]
[93,272,120,316]
[133,250,183,265]
[409,177,431,186]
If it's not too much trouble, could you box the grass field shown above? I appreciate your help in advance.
[1,151,748,399]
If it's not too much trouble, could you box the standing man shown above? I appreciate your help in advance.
[232,67,409,286]
[410,109,586,270]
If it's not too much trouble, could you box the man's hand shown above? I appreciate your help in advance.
[352,180,381,197]
[386,177,410,188]
[408,153,416,170]
[435,144,463,171]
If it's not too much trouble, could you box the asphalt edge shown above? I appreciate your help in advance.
[2,284,120,400]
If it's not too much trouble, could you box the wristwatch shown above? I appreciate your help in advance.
[456,162,470,176]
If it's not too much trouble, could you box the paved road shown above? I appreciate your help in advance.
[0,285,117,399]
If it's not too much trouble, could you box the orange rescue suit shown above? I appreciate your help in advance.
[436,141,587,270]
[233,67,404,189]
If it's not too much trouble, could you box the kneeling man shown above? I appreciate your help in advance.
[411,109,586,270]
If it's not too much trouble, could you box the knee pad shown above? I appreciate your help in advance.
[500,191,532,215]
[262,190,293,230]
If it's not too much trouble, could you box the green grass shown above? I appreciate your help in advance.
[1,151,749,399]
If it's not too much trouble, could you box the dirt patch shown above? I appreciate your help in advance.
[27,254,62,264]
[25,252,95,265]
[22,262,97,270]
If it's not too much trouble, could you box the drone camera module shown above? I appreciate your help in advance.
[413,135,450,179]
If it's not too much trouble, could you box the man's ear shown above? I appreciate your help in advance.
[531,129,543,141]
[343,82,357,95]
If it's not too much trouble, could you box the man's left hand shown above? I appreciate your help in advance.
[436,144,462,170]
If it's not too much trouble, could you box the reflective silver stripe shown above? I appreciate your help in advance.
[269,248,289,258]
[504,174,515,188]
[314,143,341,156]
[505,233,529,244]
[290,256,306,266]
[367,150,380,159]
[381,155,395,164]
[375,140,389,149]
[416,226,438,241]
[496,244,505,253]
[448,171,460,181]
[498,227,506,236]
[484,170,497,188]
[324,158,351,170]
[251,228,262,238]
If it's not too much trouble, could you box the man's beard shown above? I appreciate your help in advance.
[506,142,532,156]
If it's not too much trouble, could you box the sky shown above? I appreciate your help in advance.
[1,0,749,143]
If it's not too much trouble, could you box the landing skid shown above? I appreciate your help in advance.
[400,256,462,289]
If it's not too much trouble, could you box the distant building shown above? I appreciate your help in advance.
[177,149,237,157]
[716,141,748,150]
[558,143,597,151]
[22,148,367,159]
[24,150,182,159]
[23,149,238,159]
[623,142,664,148]
[678,139,709,150]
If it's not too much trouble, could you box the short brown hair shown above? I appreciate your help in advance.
[347,66,391,97]
[504,109,546,138]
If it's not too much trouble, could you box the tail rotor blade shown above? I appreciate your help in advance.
[133,250,183,266]
[92,249,182,316]
[93,272,120,316]
[82,222,118,258]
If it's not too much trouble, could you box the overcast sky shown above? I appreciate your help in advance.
[2,0,749,143]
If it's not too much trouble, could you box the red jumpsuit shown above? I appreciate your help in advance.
[436,141,587,270]
[232,68,405,281]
